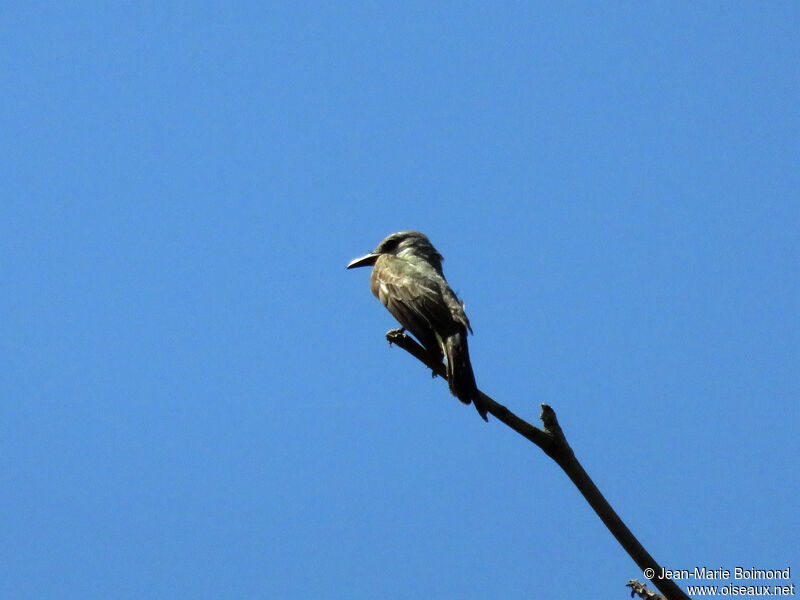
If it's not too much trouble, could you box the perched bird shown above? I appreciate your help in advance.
[347,231,488,421]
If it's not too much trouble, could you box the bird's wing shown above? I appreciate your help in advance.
[441,286,472,334]
[371,256,453,355]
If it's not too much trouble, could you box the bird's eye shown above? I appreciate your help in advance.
[380,237,401,253]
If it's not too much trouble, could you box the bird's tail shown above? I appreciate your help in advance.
[444,331,488,421]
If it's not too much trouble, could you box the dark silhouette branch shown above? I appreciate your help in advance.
[386,330,690,600]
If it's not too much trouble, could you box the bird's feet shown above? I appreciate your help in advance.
[386,328,406,345]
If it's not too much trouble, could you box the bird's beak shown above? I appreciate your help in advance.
[346,253,379,269]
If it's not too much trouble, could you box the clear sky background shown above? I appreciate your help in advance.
[2,3,798,599]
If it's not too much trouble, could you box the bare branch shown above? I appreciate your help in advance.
[386,330,690,600]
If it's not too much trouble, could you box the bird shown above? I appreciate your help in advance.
[347,231,488,421]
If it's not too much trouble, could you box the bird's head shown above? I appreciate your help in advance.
[347,231,444,272]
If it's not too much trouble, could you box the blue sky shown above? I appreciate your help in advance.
[2,3,798,599]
